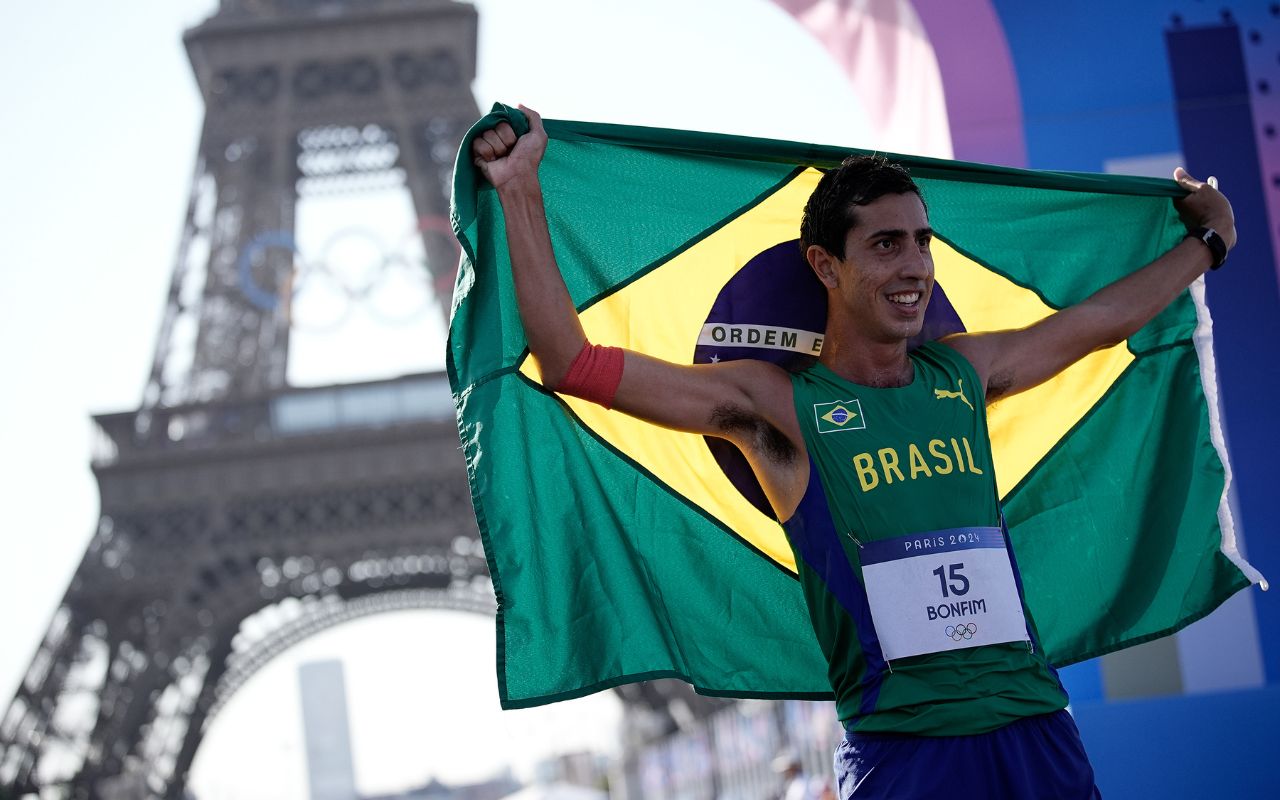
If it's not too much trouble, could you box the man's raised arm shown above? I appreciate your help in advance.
[471,108,587,387]
[945,168,1236,402]
[471,108,806,509]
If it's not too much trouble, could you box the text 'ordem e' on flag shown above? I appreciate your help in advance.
[447,103,1267,709]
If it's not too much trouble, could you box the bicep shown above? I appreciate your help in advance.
[610,352,795,440]
[600,352,809,521]
[944,304,1112,402]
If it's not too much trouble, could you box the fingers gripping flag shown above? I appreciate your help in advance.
[448,104,1264,709]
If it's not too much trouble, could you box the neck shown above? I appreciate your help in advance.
[819,327,914,388]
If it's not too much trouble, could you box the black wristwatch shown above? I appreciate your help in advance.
[1185,226,1228,270]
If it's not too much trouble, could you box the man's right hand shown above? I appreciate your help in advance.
[472,105,548,189]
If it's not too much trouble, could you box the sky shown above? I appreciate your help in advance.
[0,1,876,796]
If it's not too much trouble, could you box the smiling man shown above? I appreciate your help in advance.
[470,106,1235,799]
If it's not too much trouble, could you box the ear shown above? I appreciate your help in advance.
[806,244,840,289]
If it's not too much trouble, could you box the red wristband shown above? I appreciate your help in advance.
[557,342,625,409]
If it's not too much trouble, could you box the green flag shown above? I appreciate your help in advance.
[448,104,1264,709]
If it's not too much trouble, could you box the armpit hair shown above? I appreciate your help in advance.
[709,403,797,465]
[986,370,1015,402]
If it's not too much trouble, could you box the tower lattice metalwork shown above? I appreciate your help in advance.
[0,1,485,796]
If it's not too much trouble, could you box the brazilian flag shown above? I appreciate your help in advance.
[448,104,1264,709]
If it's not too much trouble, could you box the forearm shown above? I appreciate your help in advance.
[1090,168,1235,344]
[956,234,1219,401]
[496,176,587,387]
[1078,236,1214,346]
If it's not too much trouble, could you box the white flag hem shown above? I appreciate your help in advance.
[1190,276,1268,590]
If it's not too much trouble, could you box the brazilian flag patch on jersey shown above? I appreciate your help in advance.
[814,399,866,433]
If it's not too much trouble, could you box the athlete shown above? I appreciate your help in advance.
[470,106,1235,799]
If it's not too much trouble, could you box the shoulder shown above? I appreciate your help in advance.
[917,338,975,374]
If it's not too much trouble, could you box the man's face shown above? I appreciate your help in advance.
[828,192,934,344]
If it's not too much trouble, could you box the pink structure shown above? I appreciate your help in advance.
[773,0,1028,167]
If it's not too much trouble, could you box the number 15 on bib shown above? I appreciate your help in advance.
[858,527,1031,662]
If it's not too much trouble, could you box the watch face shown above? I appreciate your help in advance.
[1195,227,1227,268]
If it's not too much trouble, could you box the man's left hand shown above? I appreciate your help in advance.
[1173,167,1236,250]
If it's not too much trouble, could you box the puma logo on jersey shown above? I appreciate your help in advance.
[934,379,974,411]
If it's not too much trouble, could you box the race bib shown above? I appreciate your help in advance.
[858,527,1029,662]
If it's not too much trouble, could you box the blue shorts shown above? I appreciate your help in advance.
[834,710,1101,799]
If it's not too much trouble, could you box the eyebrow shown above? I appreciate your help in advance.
[864,227,934,241]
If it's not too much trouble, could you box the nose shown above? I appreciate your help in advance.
[899,244,932,281]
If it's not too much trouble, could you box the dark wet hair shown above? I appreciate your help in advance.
[799,155,925,260]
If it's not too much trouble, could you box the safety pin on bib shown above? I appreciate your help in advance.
[845,531,890,672]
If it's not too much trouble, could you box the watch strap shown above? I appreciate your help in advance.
[1186,226,1228,270]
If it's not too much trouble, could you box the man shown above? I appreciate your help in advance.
[470,106,1235,798]
[773,750,831,800]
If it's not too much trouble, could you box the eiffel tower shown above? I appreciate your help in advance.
[0,1,489,796]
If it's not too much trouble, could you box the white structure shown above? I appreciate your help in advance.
[299,660,358,800]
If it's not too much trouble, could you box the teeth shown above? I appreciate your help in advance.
[888,292,920,304]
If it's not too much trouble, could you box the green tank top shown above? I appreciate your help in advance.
[782,341,1067,735]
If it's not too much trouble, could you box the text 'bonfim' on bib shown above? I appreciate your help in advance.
[858,527,1029,662]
